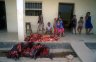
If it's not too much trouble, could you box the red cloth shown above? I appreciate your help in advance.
[54,28,57,34]
[8,42,49,58]
[25,34,59,42]
[57,28,64,33]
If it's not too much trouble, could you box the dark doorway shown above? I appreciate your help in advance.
[59,3,74,32]
[0,1,7,30]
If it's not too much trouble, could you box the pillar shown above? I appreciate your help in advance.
[16,0,25,41]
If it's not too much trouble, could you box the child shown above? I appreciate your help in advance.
[59,18,64,36]
[53,18,58,36]
[56,19,64,37]
[46,22,52,35]
[71,15,77,34]
[77,17,84,34]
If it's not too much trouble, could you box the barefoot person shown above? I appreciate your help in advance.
[53,18,58,36]
[37,15,45,34]
[46,22,52,35]
[77,17,84,34]
[56,19,64,37]
[59,18,64,36]
[71,15,77,34]
[85,12,93,34]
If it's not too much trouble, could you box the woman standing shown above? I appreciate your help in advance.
[37,15,45,34]
[85,12,93,34]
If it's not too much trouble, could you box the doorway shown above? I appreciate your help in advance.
[0,1,7,31]
[59,3,74,32]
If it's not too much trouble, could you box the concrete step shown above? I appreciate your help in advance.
[0,57,82,62]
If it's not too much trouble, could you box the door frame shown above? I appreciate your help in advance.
[58,3,75,18]
[58,3,75,32]
[0,1,7,31]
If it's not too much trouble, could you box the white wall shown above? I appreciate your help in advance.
[5,0,18,32]
[5,0,96,34]
[25,0,96,34]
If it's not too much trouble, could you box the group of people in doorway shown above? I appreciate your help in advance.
[37,12,93,37]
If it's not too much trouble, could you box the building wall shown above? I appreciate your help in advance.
[5,0,18,32]
[5,0,96,34]
[25,0,96,34]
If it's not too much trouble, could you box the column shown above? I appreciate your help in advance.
[16,0,25,41]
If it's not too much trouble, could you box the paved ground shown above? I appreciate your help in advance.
[0,32,96,43]
[0,32,18,42]
[0,57,82,62]
[60,33,96,43]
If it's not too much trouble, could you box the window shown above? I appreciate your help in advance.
[25,2,42,16]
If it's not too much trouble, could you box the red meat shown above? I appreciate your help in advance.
[25,34,59,42]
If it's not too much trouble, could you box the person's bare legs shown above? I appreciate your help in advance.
[86,28,89,34]
[37,24,41,34]
[50,30,53,35]
[78,27,82,34]
[88,28,92,34]
[61,32,64,37]
[79,28,82,34]
[73,28,76,34]
[77,27,80,34]
[54,29,57,36]
[60,32,62,37]
[42,27,45,34]
[75,28,76,34]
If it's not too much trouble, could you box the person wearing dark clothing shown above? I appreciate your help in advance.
[71,15,77,34]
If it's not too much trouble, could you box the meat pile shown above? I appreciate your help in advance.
[24,34,59,42]
[7,42,51,59]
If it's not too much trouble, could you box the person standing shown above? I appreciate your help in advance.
[77,17,84,34]
[71,15,77,34]
[56,19,64,37]
[37,15,45,34]
[59,18,64,36]
[85,12,93,34]
[53,18,58,36]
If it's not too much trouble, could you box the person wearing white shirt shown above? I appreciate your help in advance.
[46,22,52,34]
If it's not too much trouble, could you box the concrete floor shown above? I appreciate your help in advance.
[0,31,96,43]
[60,33,96,43]
[0,31,18,42]
[0,32,96,62]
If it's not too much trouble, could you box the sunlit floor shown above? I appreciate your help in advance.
[0,31,96,43]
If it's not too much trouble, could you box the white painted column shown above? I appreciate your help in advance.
[16,0,25,41]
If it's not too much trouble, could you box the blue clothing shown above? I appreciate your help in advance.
[56,20,64,29]
[56,23,60,28]
[60,20,64,28]
[85,16,93,29]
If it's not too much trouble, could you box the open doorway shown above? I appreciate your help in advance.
[59,3,74,32]
[0,1,7,31]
